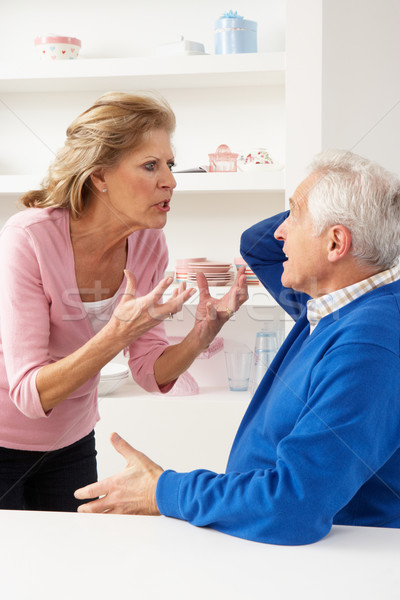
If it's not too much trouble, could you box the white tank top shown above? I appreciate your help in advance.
[82,287,121,335]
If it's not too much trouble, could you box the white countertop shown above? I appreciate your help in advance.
[95,380,251,478]
[0,509,399,599]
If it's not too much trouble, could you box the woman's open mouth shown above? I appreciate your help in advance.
[155,200,170,212]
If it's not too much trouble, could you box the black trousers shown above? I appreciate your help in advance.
[0,430,97,512]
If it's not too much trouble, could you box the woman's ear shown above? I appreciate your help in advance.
[90,169,107,193]
[327,224,352,263]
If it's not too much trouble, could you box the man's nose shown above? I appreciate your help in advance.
[274,220,287,241]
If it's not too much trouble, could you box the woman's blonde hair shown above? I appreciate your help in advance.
[20,91,176,218]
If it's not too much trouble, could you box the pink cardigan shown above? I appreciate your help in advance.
[0,207,172,451]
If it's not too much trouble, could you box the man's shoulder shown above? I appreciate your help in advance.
[359,279,400,313]
[331,284,400,353]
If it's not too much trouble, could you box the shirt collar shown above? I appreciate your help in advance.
[306,259,400,333]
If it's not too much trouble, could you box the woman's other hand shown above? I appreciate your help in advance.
[194,265,248,347]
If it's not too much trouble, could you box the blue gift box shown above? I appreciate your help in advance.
[214,11,257,54]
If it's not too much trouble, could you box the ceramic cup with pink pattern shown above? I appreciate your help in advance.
[34,35,81,60]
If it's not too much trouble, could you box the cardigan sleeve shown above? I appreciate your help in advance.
[156,342,400,545]
[240,211,310,320]
[0,225,51,418]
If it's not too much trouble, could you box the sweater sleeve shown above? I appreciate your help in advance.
[240,212,310,320]
[0,225,51,418]
[156,343,400,545]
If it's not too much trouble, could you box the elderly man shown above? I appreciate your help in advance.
[75,150,400,545]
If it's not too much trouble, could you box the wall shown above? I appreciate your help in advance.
[321,0,400,174]
[285,0,323,197]
[285,0,399,202]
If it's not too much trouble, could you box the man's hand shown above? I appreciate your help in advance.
[74,433,163,515]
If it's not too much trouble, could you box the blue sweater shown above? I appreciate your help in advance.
[157,212,400,545]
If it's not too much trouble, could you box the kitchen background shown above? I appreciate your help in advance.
[0,0,399,476]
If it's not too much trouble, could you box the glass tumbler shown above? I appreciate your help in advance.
[250,331,278,395]
[224,350,253,391]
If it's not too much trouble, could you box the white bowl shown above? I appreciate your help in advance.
[98,363,129,397]
[98,376,128,397]
[152,36,206,56]
[34,35,81,60]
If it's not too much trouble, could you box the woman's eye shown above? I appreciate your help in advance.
[143,161,175,172]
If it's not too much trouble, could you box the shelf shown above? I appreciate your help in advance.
[173,171,285,193]
[0,176,38,197]
[0,52,285,93]
[99,380,251,402]
[0,172,285,197]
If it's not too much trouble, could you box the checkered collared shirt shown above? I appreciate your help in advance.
[306,259,400,333]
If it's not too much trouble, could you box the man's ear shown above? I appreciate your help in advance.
[327,225,352,263]
[90,169,107,193]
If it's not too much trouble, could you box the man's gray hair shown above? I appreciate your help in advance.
[307,150,400,270]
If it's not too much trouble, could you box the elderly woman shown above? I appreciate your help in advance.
[0,92,247,511]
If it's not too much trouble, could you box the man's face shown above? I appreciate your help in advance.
[274,173,331,297]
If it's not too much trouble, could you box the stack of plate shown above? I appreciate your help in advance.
[234,257,260,285]
[98,362,130,397]
[187,260,234,286]
[175,257,206,282]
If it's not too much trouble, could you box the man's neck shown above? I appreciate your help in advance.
[310,259,380,299]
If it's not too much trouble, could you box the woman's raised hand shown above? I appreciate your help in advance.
[110,269,195,347]
[193,265,248,347]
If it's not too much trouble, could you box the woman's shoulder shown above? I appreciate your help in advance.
[3,206,68,232]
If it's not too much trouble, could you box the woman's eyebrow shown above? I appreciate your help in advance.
[143,155,175,162]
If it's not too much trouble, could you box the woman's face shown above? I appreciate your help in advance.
[100,128,176,230]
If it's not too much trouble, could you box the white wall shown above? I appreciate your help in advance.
[321,0,400,174]
[285,0,399,203]
[285,0,323,198]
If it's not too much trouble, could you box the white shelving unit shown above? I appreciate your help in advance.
[0,50,286,333]
[174,170,284,193]
[0,53,285,92]
[0,170,285,196]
